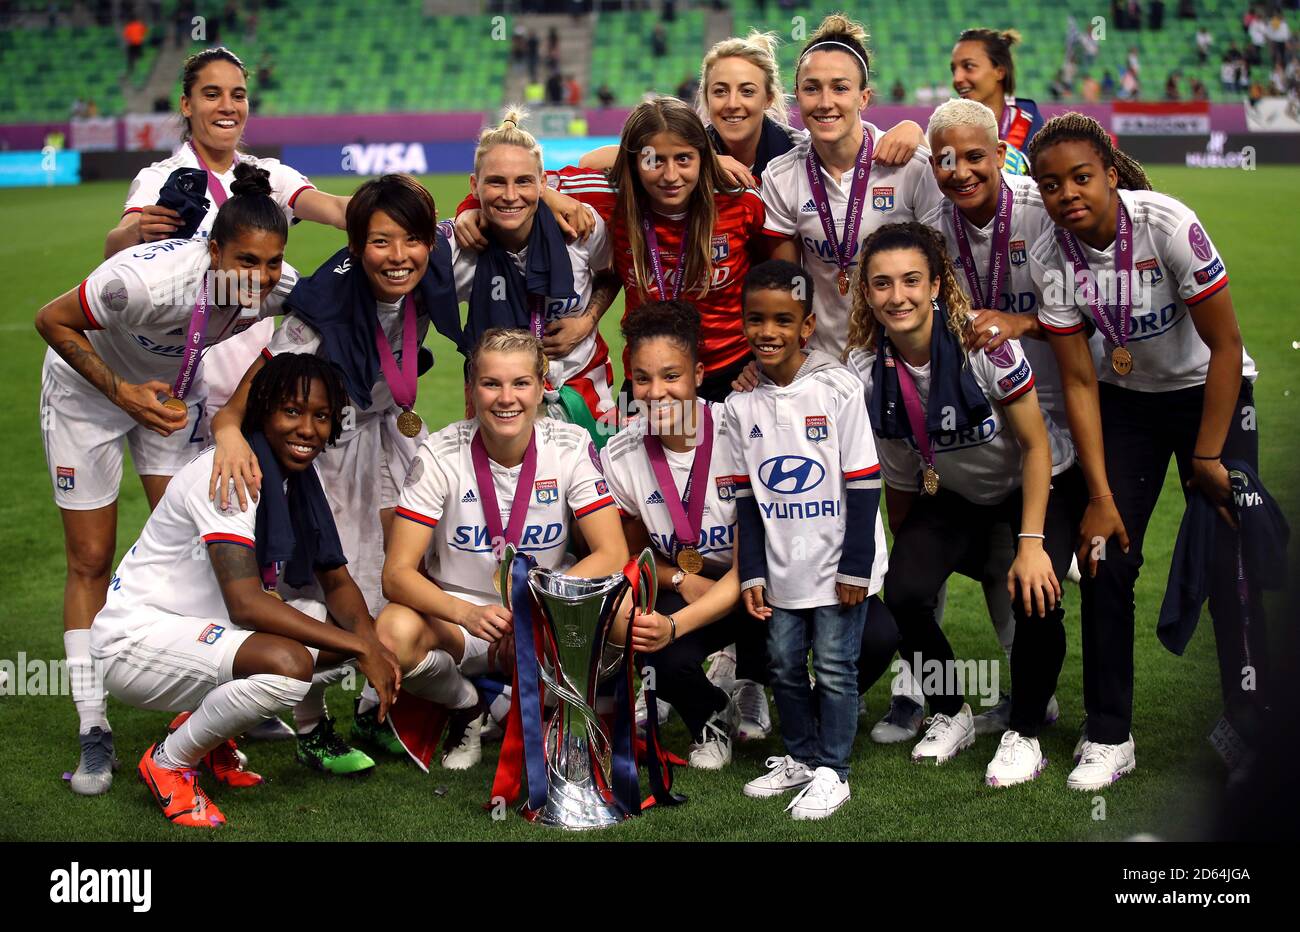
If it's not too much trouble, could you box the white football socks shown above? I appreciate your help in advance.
[403,650,477,710]
[162,674,311,767]
[293,663,355,735]
[64,629,109,734]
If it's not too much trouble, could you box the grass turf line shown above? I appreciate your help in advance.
[0,169,1295,841]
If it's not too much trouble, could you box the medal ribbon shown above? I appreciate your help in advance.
[891,347,938,477]
[471,428,539,554]
[642,209,689,300]
[171,275,211,401]
[373,293,419,411]
[804,123,873,284]
[1054,201,1134,350]
[952,180,1014,309]
[189,141,236,208]
[643,402,713,558]
[528,293,545,341]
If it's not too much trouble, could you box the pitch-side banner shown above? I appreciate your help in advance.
[123,114,181,152]
[1244,97,1300,133]
[1113,101,1211,136]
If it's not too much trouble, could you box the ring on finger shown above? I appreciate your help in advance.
[987,325,1001,338]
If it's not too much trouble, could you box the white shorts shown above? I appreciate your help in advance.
[95,598,325,713]
[40,350,208,511]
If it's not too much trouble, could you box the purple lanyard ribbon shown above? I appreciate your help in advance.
[891,348,937,474]
[373,294,418,410]
[528,293,545,341]
[1054,201,1134,349]
[804,123,874,279]
[643,403,713,555]
[952,181,1014,310]
[642,210,688,300]
[470,428,539,552]
[189,141,236,207]
[171,275,211,401]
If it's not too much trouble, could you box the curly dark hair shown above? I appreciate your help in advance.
[242,352,348,445]
[621,299,702,363]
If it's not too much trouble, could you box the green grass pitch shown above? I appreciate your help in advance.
[0,168,1295,842]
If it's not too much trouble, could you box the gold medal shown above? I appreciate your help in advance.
[676,546,704,575]
[264,589,283,601]
[397,408,422,438]
[923,466,940,496]
[1111,346,1133,377]
[492,560,506,595]
[162,397,187,415]
[838,269,850,296]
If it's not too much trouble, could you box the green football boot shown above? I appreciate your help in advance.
[295,716,376,776]
[350,697,407,756]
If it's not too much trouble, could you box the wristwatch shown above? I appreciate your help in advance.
[671,570,686,593]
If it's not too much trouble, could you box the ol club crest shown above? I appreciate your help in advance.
[805,415,829,444]
[534,478,559,505]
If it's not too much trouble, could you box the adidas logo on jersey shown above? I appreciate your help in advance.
[749,425,764,438]
[646,490,665,505]
[800,198,818,214]
[462,489,478,503]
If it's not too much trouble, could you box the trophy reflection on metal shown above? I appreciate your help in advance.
[498,544,656,830]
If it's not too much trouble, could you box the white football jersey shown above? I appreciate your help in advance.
[55,238,296,390]
[92,447,288,648]
[263,261,431,421]
[723,354,888,609]
[921,171,1067,427]
[440,207,611,390]
[846,339,1075,505]
[1032,188,1257,392]
[600,400,739,573]
[122,144,314,241]
[396,418,615,607]
[760,123,945,359]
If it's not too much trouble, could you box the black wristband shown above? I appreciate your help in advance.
[1192,453,1221,460]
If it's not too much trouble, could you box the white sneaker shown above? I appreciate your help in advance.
[441,709,485,770]
[870,696,924,744]
[743,755,815,799]
[786,766,850,820]
[705,646,737,694]
[732,679,771,740]
[634,684,671,733]
[1067,735,1136,791]
[688,700,737,770]
[911,704,975,764]
[1044,694,1060,726]
[985,730,1047,787]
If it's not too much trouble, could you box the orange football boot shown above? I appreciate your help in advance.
[138,742,227,829]
[167,712,264,787]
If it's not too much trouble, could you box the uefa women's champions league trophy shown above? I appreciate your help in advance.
[497,544,657,830]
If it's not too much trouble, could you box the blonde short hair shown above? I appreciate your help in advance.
[469,328,548,382]
[473,106,543,178]
[926,97,999,150]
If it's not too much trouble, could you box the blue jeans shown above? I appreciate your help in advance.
[767,599,870,779]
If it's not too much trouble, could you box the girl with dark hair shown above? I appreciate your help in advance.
[843,222,1084,787]
[759,14,945,362]
[34,165,297,796]
[599,300,759,770]
[208,173,460,762]
[950,28,1044,175]
[90,352,401,829]
[1028,113,1264,791]
[103,47,351,443]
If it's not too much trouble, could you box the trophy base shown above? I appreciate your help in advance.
[528,778,625,831]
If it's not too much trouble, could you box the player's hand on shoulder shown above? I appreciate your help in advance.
[873,120,924,165]
[459,601,513,642]
[209,425,262,512]
[716,155,757,190]
[967,310,1029,353]
[731,360,761,393]
[119,379,188,436]
[137,204,183,241]
[542,188,594,243]
[453,208,489,251]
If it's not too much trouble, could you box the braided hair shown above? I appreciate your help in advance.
[1027,111,1152,191]
[242,352,348,445]
[845,221,974,359]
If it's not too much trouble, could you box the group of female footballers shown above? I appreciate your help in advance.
[34,14,1267,828]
